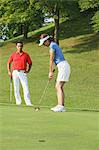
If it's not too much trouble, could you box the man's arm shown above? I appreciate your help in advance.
[7,55,13,78]
[7,63,12,78]
[25,64,32,73]
[25,54,32,73]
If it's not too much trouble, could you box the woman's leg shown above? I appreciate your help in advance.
[55,81,65,106]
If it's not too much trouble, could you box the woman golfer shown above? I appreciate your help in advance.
[39,34,71,112]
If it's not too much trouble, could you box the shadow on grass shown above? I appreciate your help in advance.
[26,13,94,44]
[0,12,95,48]
[59,13,94,39]
[64,33,99,54]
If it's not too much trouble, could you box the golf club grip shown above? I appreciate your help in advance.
[53,69,55,72]
[10,75,12,81]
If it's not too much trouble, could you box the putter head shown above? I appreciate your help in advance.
[35,107,40,111]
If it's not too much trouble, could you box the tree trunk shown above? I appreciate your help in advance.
[54,3,59,45]
[23,24,28,39]
[20,24,23,35]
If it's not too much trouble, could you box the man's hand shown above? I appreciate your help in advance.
[25,64,32,73]
[24,70,29,73]
[8,71,12,78]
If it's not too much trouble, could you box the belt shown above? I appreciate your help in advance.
[17,70,25,72]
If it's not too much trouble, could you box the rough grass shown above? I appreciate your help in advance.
[0,13,99,110]
[0,33,99,110]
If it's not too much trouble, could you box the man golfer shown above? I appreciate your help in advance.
[7,41,32,106]
[39,34,70,112]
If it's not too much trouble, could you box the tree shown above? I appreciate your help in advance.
[42,0,80,44]
[78,0,99,32]
[54,2,60,45]
[0,0,44,38]
[43,0,60,44]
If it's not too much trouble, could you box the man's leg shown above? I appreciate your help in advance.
[19,72,32,106]
[12,71,22,105]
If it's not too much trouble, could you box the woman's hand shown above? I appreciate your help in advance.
[49,71,54,80]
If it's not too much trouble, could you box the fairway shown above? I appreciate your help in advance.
[0,105,99,150]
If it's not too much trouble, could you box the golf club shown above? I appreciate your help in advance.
[10,77,13,103]
[35,69,55,111]
[38,79,50,105]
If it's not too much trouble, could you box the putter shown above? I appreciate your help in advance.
[35,69,55,110]
[38,79,50,105]
[10,77,13,103]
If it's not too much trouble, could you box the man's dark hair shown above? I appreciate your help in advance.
[16,41,23,46]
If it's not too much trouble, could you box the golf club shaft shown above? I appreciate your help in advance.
[39,80,49,104]
[10,77,12,103]
[38,69,55,105]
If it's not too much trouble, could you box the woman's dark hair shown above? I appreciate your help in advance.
[49,36,54,42]
[40,34,54,42]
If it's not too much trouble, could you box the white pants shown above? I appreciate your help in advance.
[57,61,71,82]
[12,70,32,105]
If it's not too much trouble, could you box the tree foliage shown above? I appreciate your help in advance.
[78,0,99,32]
[78,0,99,10]
[0,0,44,38]
[92,11,99,32]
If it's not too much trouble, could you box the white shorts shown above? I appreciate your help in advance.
[57,61,71,82]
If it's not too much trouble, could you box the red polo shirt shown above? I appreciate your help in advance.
[7,51,32,71]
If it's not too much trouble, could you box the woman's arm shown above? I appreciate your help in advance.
[49,51,54,80]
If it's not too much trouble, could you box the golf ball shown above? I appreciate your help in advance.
[35,107,40,111]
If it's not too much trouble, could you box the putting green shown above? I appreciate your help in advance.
[0,105,99,150]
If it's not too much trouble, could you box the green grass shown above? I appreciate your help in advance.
[0,105,99,150]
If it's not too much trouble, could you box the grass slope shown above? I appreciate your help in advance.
[0,33,99,110]
[0,14,99,110]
